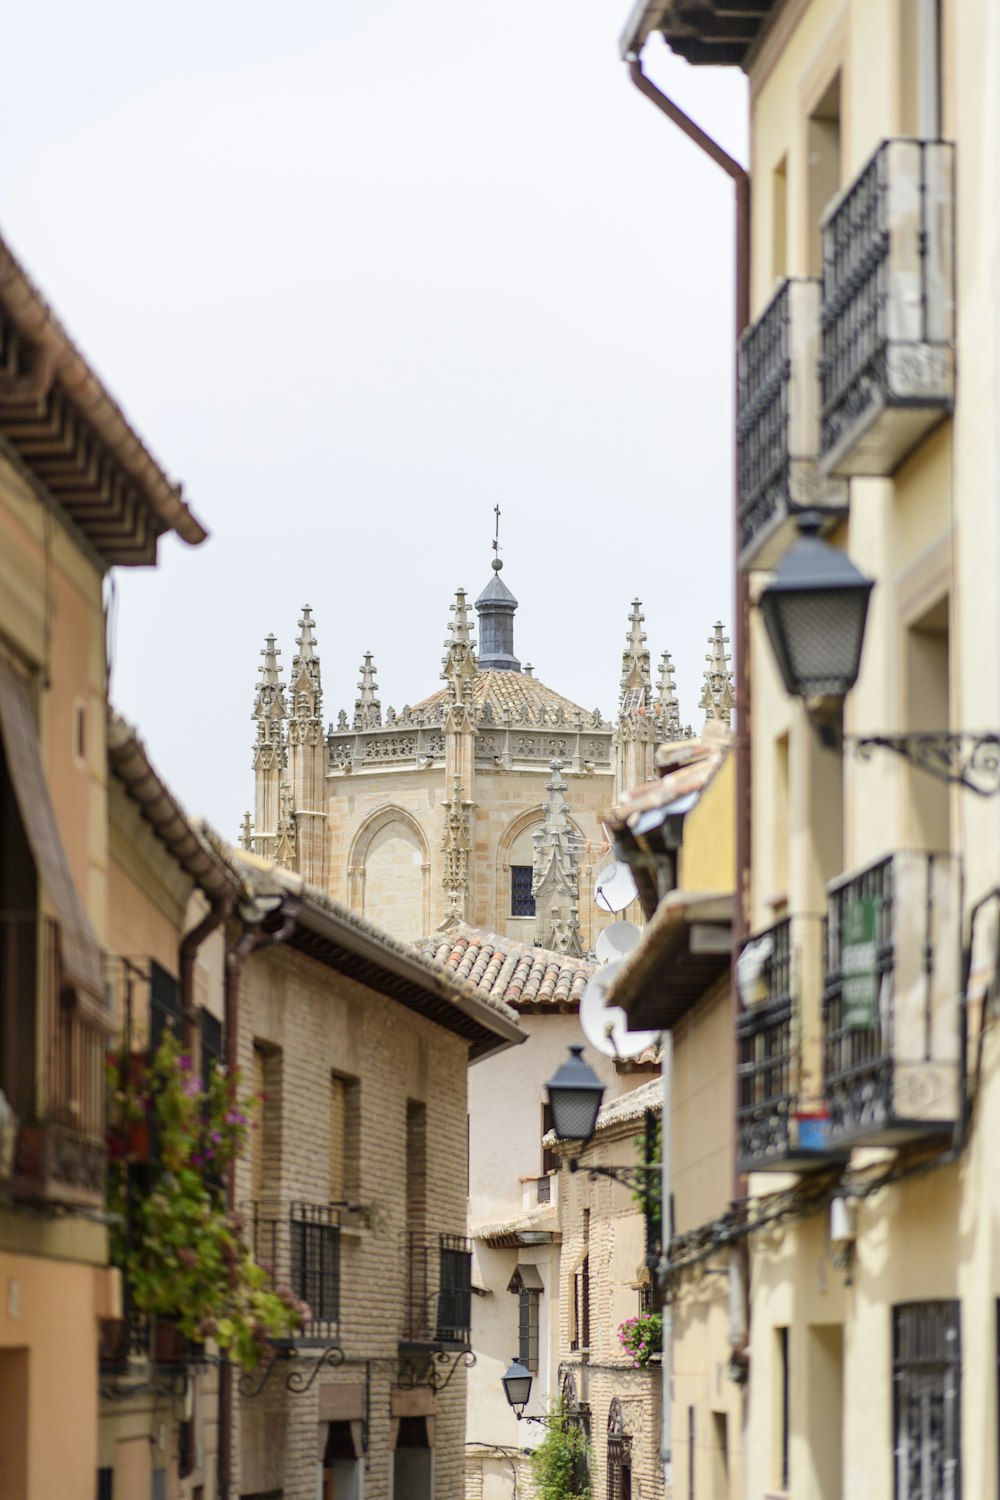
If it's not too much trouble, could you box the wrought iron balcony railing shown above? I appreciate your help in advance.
[820,138,955,477]
[402,1232,472,1350]
[823,850,962,1147]
[736,914,836,1172]
[1,912,109,1207]
[250,1200,342,1344]
[737,277,847,571]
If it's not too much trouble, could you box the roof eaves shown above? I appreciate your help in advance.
[0,233,207,556]
[107,711,239,906]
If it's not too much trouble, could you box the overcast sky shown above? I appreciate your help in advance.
[0,1,746,840]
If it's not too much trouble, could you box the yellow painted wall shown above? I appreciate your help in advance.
[679,755,735,896]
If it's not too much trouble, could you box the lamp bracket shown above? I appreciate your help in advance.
[568,1158,661,1204]
[850,732,1000,795]
[398,1347,476,1394]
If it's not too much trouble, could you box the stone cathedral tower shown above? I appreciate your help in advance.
[244,561,731,950]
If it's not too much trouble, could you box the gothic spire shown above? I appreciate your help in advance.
[354,652,381,730]
[619,599,652,711]
[657,650,683,742]
[700,622,735,728]
[292,604,321,697]
[252,634,286,762]
[532,759,583,956]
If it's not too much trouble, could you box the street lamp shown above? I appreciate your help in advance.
[759,511,874,709]
[759,512,1000,795]
[501,1356,535,1418]
[544,1045,605,1148]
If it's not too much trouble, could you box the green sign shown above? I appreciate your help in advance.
[842,898,879,1030]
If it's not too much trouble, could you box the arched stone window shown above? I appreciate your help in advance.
[607,1398,632,1500]
[496,808,586,937]
[348,807,430,941]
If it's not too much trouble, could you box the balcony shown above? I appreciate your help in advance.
[737,915,844,1173]
[401,1232,472,1351]
[1,913,109,1208]
[820,139,955,477]
[823,851,961,1147]
[737,277,848,571]
[250,1200,342,1344]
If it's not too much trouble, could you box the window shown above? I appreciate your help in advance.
[893,1301,961,1500]
[200,1010,222,1093]
[777,1326,790,1493]
[330,1071,360,1203]
[571,1255,590,1352]
[511,864,535,917]
[807,73,842,276]
[541,1102,558,1177]
[508,1265,543,1371]
[608,1399,633,1500]
[150,962,182,1054]
[96,1470,113,1500]
[290,1204,340,1328]
[437,1235,473,1343]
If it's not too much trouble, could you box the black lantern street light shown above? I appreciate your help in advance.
[501,1355,536,1419]
[760,512,1000,795]
[543,1045,661,1271]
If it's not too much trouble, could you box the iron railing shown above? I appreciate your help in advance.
[820,139,955,476]
[823,851,961,1143]
[250,1200,342,1342]
[737,278,845,569]
[737,918,795,1165]
[402,1232,472,1347]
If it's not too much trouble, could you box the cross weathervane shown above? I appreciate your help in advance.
[493,504,501,560]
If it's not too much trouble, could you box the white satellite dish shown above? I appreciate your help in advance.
[595,921,642,965]
[594,860,638,914]
[579,959,661,1060]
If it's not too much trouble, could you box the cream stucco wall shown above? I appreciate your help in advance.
[741,2,1000,1498]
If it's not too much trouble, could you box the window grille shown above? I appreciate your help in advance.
[511,865,536,917]
[200,1009,222,1093]
[571,1257,590,1351]
[518,1288,540,1371]
[150,962,182,1053]
[290,1203,341,1328]
[893,1301,961,1500]
[437,1235,473,1343]
[607,1398,632,1500]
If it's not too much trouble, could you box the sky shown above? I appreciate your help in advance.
[0,1,746,841]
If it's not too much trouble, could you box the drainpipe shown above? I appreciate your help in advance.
[624,54,752,1495]
[179,898,231,1055]
[624,62,751,1181]
[217,899,299,1500]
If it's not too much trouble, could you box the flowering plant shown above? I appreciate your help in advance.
[107,1030,305,1369]
[617,1311,662,1368]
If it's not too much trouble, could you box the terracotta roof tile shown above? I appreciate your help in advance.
[414,923,597,1013]
[413,669,607,726]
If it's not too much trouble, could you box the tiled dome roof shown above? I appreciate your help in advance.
[414,670,598,724]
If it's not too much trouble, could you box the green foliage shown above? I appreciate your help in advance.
[107,1030,304,1370]
[529,1403,592,1500]
[632,1117,662,1230]
[617,1310,662,1368]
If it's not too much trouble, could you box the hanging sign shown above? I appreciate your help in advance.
[842,898,879,1030]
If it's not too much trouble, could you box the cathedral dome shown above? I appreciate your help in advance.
[413,668,597,724]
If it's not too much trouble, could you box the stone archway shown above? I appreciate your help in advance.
[347,806,431,940]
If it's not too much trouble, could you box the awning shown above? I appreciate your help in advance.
[0,659,105,1011]
[608,890,732,1030]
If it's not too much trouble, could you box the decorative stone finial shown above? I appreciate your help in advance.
[700,622,734,728]
[252,634,286,767]
[619,599,652,713]
[239,811,254,852]
[532,759,583,956]
[657,650,683,743]
[354,652,382,730]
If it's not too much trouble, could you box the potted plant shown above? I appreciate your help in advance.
[107,1031,306,1370]
[617,1311,662,1369]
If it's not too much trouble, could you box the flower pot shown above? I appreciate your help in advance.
[126,1120,151,1163]
[152,1319,188,1365]
[795,1111,831,1152]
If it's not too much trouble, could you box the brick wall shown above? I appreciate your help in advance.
[233,941,471,1500]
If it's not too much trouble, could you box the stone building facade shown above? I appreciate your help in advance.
[242,567,731,954]
[553,1082,665,1500]
[223,854,523,1500]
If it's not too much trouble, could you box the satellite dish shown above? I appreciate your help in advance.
[594,860,638,914]
[595,922,642,965]
[579,960,661,1059]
